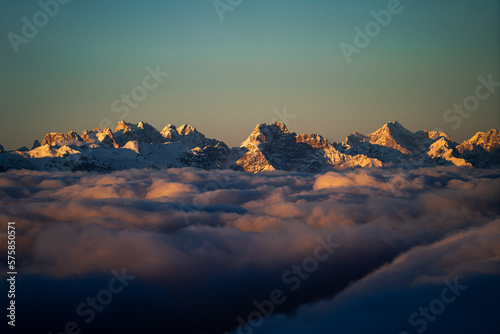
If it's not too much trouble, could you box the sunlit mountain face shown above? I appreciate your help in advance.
[1,121,499,173]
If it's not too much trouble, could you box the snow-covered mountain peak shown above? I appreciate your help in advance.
[161,124,180,141]
[368,121,417,154]
[458,129,500,153]
[100,126,113,136]
[296,133,331,150]
[423,130,453,141]
[41,131,83,146]
[115,121,156,133]
[344,132,370,148]
[1,121,499,173]
[112,121,164,146]
[242,122,295,148]
[160,123,228,152]
[115,121,132,132]
[177,124,197,136]
[272,121,290,133]
[426,137,471,167]
[161,124,176,132]
[375,121,413,138]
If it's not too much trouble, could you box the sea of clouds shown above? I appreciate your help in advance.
[0,166,499,333]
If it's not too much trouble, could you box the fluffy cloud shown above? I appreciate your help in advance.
[0,167,498,334]
[244,219,500,334]
[146,179,197,199]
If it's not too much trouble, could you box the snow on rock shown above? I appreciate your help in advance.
[81,127,119,148]
[113,121,165,147]
[457,129,500,153]
[231,122,382,173]
[427,137,472,167]
[41,131,84,147]
[161,124,181,142]
[0,121,498,173]
[456,129,500,167]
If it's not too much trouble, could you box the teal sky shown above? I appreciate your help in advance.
[0,0,498,149]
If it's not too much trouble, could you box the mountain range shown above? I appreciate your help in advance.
[1,121,499,173]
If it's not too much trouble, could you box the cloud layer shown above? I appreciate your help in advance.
[0,167,499,333]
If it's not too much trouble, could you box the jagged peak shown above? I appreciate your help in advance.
[241,122,294,148]
[115,120,133,132]
[297,133,325,140]
[161,124,181,141]
[296,133,331,149]
[41,131,83,146]
[46,131,74,135]
[379,121,414,138]
[458,129,500,153]
[162,124,176,132]
[466,129,500,143]
[32,140,41,150]
[177,124,197,136]
[473,129,499,137]
[272,121,289,133]
[252,122,291,134]
[344,132,370,146]
[379,121,412,134]
[420,130,453,141]
[115,121,158,133]
[97,127,115,139]
[2,119,500,172]
[345,124,418,148]
[102,126,113,134]
[17,146,29,152]
[48,130,79,136]
[139,121,157,131]
[365,122,416,154]
[431,136,454,147]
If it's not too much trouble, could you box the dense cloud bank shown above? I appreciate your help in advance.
[0,167,499,333]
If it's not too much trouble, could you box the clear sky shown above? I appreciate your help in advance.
[0,0,498,149]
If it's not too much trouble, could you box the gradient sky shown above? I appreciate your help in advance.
[0,0,498,150]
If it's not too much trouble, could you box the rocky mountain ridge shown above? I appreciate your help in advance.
[1,121,498,172]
